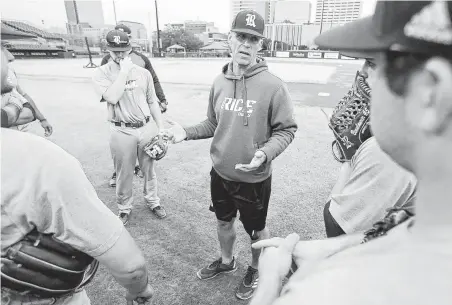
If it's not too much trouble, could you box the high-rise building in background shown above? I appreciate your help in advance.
[64,0,105,28]
[273,0,311,24]
[314,0,363,25]
[230,1,273,23]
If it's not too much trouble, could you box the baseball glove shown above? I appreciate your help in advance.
[1,229,99,298]
[362,207,415,244]
[144,134,169,160]
[327,71,372,162]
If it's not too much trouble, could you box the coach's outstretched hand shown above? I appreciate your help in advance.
[235,150,267,172]
[162,120,187,144]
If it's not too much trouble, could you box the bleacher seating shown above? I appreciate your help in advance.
[1,20,67,53]
[8,44,59,51]
[2,20,64,41]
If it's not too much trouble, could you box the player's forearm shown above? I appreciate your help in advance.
[149,100,163,130]
[184,119,217,140]
[153,81,166,103]
[260,127,297,163]
[301,233,364,259]
[102,71,128,104]
[111,263,149,295]
[249,274,282,305]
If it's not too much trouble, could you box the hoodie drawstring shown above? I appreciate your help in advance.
[241,76,248,126]
[233,79,237,99]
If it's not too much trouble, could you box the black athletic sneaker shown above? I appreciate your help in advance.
[134,166,143,178]
[109,172,117,187]
[235,266,259,300]
[151,206,167,219]
[118,212,130,225]
[196,257,237,280]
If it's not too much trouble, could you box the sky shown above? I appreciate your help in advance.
[2,0,377,34]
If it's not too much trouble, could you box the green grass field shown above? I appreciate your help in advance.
[18,74,340,305]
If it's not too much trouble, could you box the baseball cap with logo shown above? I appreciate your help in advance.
[115,24,132,37]
[314,1,452,57]
[231,9,265,38]
[105,30,131,52]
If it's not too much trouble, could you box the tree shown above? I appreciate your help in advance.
[261,38,270,50]
[159,28,204,51]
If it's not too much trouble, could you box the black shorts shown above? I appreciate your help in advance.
[210,168,272,236]
[323,200,346,238]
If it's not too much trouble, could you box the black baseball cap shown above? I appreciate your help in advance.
[231,10,265,38]
[115,24,132,36]
[315,1,452,57]
[106,30,131,51]
[340,51,376,60]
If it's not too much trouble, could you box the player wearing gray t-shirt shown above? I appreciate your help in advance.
[324,58,417,237]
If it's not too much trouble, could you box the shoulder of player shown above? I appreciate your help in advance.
[130,51,151,68]
[260,69,286,85]
[352,137,399,170]
[100,54,111,63]
[132,50,150,62]
[2,129,79,168]
[95,61,111,73]
[133,65,152,77]
[250,69,288,95]
[2,89,25,105]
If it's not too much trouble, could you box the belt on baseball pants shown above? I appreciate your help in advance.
[113,117,150,128]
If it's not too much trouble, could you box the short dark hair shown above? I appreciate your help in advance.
[383,52,452,96]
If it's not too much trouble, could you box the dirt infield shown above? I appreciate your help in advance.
[15,59,341,304]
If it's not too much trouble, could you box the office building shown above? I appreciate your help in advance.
[64,0,105,28]
[315,0,363,25]
[164,23,185,31]
[184,21,215,35]
[230,1,273,23]
[273,0,311,24]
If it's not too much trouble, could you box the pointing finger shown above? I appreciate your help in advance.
[252,237,284,249]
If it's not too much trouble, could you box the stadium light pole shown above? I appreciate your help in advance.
[113,0,118,25]
[73,0,97,68]
[319,0,326,34]
[154,0,161,56]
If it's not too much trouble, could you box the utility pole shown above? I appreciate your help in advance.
[319,0,326,34]
[73,0,97,68]
[270,0,277,54]
[154,0,161,55]
[113,0,118,25]
[148,11,153,57]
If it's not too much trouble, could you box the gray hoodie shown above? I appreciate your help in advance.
[184,58,297,183]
